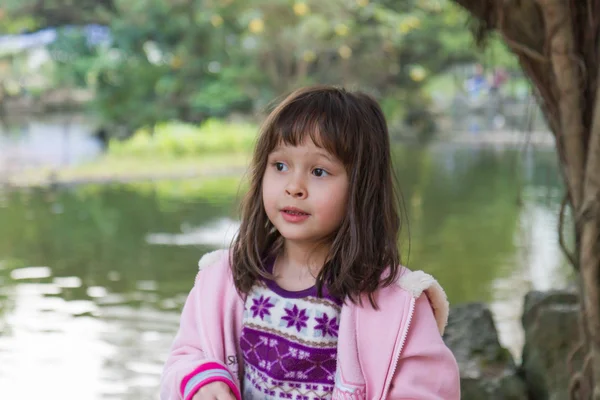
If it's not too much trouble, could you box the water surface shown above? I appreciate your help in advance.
[0,143,572,399]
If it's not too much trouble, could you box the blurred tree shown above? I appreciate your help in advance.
[2,0,491,135]
[0,0,115,32]
[452,1,600,398]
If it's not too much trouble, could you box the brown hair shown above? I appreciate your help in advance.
[231,85,402,306]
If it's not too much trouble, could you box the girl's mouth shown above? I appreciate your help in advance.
[281,207,310,215]
[281,207,310,222]
[283,210,308,215]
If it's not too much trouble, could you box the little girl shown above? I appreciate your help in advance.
[161,86,460,400]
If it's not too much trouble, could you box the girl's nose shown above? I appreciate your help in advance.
[285,178,307,199]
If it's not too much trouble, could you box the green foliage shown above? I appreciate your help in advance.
[46,28,99,87]
[2,0,519,133]
[0,0,38,34]
[107,119,257,158]
[0,0,115,33]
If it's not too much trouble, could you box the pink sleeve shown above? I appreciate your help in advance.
[387,294,461,399]
[180,362,241,400]
[160,283,241,400]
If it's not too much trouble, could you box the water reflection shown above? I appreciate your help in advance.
[146,218,240,248]
[489,200,573,360]
[0,143,572,399]
[0,114,102,170]
[0,281,179,399]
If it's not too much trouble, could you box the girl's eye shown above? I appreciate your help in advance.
[274,162,288,172]
[312,168,329,177]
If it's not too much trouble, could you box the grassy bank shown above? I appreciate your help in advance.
[4,120,257,187]
[108,120,257,158]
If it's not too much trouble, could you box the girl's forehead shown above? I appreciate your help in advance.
[273,136,320,150]
[272,138,332,155]
[267,126,348,164]
[269,140,340,163]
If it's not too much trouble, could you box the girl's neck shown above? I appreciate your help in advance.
[272,241,329,291]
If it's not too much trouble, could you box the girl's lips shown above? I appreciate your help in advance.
[280,208,310,223]
[281,207,310,215]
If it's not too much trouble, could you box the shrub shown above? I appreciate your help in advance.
[108,119,257,158]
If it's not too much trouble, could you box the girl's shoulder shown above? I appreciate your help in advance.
[395,268,449,335]
[195,248,233,285]
[360,267,449,335]
[198,248,230,271]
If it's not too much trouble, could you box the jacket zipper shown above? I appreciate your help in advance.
[381,297,416,398]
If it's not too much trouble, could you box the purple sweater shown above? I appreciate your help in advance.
[240,271,342,400]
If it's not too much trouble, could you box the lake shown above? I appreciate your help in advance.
[0,139,572,399]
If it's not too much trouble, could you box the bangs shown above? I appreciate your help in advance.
[262,89,354,165]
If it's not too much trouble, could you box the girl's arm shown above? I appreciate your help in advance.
[160,282,242,400]
[387,294,461,399]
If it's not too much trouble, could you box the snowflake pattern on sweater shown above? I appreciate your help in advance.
[241,279,342,400]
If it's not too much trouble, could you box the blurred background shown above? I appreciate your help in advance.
[0,0,572,399]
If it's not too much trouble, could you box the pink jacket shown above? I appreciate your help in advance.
[161,250,460,400]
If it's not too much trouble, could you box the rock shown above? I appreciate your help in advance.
[444,303,528,400]
[521,290,580,400]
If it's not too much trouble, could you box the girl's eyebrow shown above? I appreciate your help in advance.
[268,149,284,158]
[314,150,336,163]
[270,145,286,154]
[269,146,337,163]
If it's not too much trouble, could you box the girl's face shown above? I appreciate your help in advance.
[262,138,349,246]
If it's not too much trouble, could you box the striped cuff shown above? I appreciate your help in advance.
[180,362,241,400]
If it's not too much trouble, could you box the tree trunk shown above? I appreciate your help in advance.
[450,0,600,398]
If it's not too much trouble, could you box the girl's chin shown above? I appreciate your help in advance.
[278,233,315,243]
[276,229,332,245]
[276,229,318,243]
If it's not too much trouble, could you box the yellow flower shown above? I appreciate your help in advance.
[406,16,421,29]
[293,2,309,16]
[303,50,316,62]
[338,45,352,59]
[398,16,421,34]
[170,55,183,70]
[356,0,369,6]
[211,15,223,27]
[398,22,411,34]
[335,24,349,37]
[409,65,427,82]
[248,18,264,33]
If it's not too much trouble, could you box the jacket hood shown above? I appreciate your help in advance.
[397,269,449,335]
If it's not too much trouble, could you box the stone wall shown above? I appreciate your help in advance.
[445,290,581,399]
